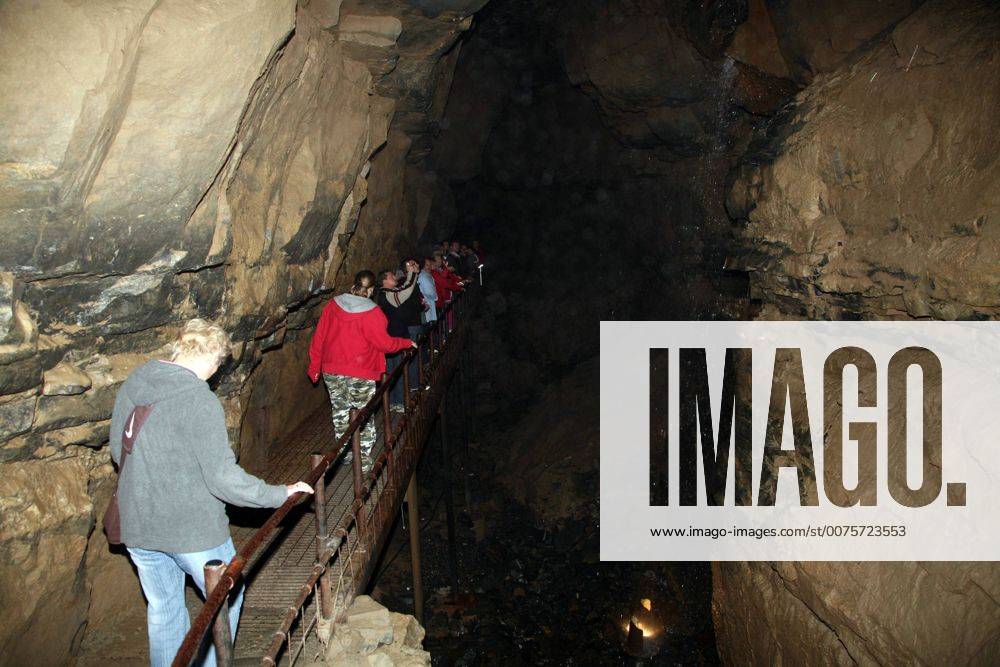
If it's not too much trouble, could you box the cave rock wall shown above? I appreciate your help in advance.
[728,0,1000,320]
[0,0,480,661]
[716,1,1000,665]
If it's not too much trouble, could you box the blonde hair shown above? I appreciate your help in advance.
[170,319,231,363]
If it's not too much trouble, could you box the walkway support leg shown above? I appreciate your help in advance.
[439,405,459,595]
[310,453,334,624]
[203,560,234,667]
[405,473,424,624]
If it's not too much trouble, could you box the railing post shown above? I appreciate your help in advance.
[310,453,334,623]
[350,407,366,542]
[439,404,459,595]
[406,472,424,624]
[203,560,234,667]
[381,372,392,452]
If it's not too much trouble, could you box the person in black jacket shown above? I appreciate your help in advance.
[446,241,464,277]
[377,262,422,409]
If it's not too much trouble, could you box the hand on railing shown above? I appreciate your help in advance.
[173,283,476,667]
[286,481,315,500]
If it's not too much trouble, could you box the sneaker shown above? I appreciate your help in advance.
[390,404,405,414]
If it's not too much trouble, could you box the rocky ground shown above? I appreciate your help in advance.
[369,385,720,666]
[314,595,432,666]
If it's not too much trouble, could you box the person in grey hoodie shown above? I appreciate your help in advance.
[110,318,313,667]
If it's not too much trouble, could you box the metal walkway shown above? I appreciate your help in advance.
[220,407,392,663]
[171,289,475,666]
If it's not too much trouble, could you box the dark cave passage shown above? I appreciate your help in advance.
[363,2,764,663]
[1,0,999,665]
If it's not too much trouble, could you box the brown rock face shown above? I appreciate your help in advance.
[713,561,1000,665]
[726,0,789,80]
[0,458,93,664]
[728,0,1000,320]
[715,1,1000,664]
[763,0,924,83]
[0,0,484,660]
[553,0,797,156]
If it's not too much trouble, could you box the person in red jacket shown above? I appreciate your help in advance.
[431,254,464,308]
[432,254,468,335]
[308,270,415,469]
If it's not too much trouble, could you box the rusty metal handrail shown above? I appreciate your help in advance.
[262,315,472,664]
[171,284,474,666]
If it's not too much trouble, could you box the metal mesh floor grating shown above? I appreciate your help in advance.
[180,404,397,663]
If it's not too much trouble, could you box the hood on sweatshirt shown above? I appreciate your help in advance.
[120,359,205,406]
[333,293,378,314]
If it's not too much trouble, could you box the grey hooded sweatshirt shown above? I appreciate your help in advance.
[109,360,287,553]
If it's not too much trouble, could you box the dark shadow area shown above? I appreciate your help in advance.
[368,2,775,661]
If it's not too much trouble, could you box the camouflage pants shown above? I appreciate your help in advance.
[323,374,376,458]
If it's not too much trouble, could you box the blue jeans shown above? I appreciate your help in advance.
[127,538,243,667]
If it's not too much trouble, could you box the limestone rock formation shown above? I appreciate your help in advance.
[715,1,1000,664]
[0,0,483,661]
[553,0,796,157]
[727,0,1000,320]
[763,0,923,83]
[725,0,789,80]
[713,561,1000,665]
[316,595,430,666]
[0,458,93,665]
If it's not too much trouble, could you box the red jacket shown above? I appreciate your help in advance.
[432,268,463,308]
[308,294,412,382]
